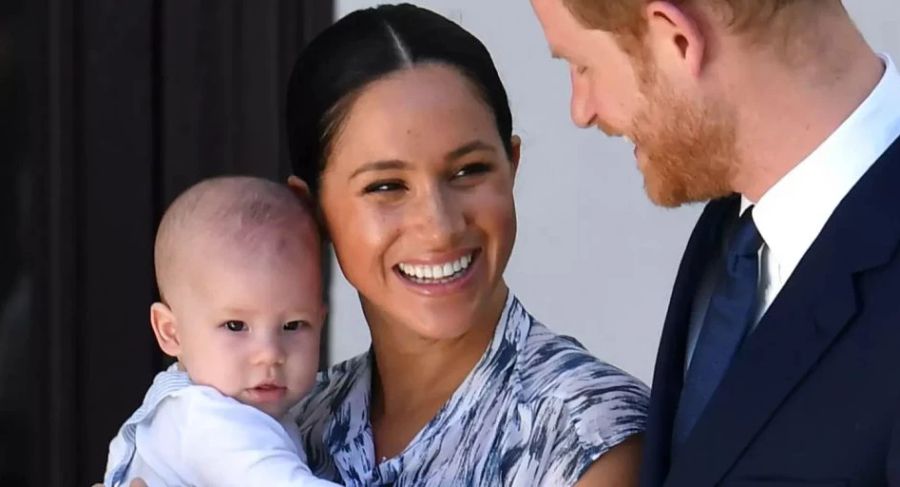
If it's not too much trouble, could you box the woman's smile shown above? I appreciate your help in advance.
[394,249,481,295]
[319,64,519,340]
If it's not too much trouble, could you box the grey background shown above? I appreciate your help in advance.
[327,0,900,383]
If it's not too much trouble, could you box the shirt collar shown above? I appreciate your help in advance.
[743,53,900,281]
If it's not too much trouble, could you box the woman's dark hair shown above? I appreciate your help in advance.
[286,3,513,198]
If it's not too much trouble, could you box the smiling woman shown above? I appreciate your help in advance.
[319,62,518,344]
[285,4,649,486]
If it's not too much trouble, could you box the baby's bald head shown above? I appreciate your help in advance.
[154,176,319,303]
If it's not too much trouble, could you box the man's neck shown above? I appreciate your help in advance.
[728,27,884,201]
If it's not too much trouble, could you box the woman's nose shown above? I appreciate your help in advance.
[411,186,465,248]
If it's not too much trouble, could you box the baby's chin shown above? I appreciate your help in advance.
[260,405,291,419]
[249,390,312,420]
[239,398,290,419]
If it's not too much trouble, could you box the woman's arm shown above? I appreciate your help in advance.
[574,435,643,487]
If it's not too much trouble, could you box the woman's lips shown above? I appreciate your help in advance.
[397,250,476,282]
[394,249,481,296]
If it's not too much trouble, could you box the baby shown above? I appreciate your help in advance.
[104,176,337,487]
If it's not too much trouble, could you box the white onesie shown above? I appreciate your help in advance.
[104,366,340,487]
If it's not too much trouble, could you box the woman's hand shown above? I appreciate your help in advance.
[91,480,147,487]
[574,434,642,487]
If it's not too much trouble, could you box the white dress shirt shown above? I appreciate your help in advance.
[685,54,900,371]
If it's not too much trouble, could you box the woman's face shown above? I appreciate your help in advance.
[319,63,519,340]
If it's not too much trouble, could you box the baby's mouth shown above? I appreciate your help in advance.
[246,383,287,403]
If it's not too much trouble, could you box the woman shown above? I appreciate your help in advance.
[285,4,648,486]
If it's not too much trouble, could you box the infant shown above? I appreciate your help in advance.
[104,176,337,487]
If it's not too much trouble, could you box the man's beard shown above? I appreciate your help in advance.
[628,67,738,208]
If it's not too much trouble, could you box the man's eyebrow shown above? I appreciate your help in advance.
[349,159,409,179]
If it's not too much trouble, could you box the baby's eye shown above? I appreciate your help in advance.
[284,320,310,331]
[223,320,247,332]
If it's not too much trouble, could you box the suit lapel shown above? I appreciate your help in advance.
[641,195,740,487]
[665,139,900,486]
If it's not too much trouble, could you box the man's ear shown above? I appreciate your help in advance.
[150,302,182,358]
[644,1,707,78]
[510,135,522,175]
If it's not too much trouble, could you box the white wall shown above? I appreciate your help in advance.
[328,0,900,384]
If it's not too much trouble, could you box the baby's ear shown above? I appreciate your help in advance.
[150,302,182,357]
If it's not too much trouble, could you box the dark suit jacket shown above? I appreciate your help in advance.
[640,136,900,486]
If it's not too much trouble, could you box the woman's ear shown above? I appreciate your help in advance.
[510,135,522,175]
[287,175,313,203]
[150,302,182,358]
[290,174,331,241]
[319,304,329,330]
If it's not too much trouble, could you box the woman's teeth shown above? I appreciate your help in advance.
[398,253,473,283]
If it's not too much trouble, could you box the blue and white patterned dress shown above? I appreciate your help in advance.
[293,294,650,486]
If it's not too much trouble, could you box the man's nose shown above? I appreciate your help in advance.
[570,65,597,128]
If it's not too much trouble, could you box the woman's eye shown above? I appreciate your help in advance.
[363,180,406,194]
[223,320,247,332]
[454,162,492,179]
[284,320,310,331]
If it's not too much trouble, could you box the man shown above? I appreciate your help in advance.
[531,0,900,485]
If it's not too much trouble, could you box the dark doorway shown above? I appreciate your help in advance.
[0,1,333,484]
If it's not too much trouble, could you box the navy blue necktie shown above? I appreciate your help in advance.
[673,207,763,447]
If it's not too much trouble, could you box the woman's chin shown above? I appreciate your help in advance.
[411,320,479,341]
[396,299,503,342]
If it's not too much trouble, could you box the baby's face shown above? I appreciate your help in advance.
[170,237,323,418]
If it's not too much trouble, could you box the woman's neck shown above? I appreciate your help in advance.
[368,302,503,414]
[363,285,508,458]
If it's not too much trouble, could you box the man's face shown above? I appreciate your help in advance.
[531,0,737,207]
[531,0,644,135]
